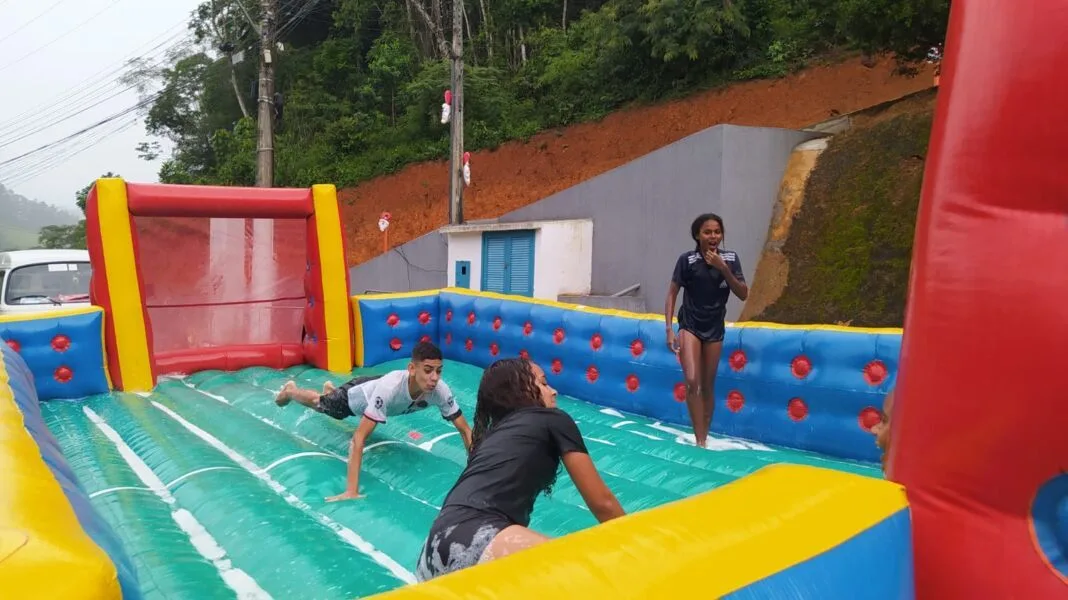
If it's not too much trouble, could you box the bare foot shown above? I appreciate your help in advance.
[323,381,336,394]
[275,381,296,407]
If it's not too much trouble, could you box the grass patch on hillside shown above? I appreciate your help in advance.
[756,103,933,327]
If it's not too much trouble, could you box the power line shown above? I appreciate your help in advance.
[0,90,162,172]
[0,0,75,45]
[0,0,127,74]
[0,79,154,150]
[0,114,140,189]
[0,31,196,141]
[0,20,193,136]
[277,0,321,38]
[0,1,318,190]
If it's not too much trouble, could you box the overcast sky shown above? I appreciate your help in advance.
[0,0,205,213]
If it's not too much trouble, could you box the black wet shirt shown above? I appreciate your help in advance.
[439,407,588,527]
[672,249,745,328]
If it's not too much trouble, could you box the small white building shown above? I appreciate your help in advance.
[441,219,593,300]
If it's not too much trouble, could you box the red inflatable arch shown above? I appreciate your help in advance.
[889,2,1068,598]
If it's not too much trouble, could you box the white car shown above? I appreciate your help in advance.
[0,249,92,316]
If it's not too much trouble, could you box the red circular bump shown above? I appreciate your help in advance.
[858,406,882,431]
[553,328,565,344]
[389,338,403,351]
[630,340,644,357]
[727,390,745,412]
[54,366,73,384]
[519,349,530,360]
[445,333,453,345]
[446,310,453,322]
[408,431,423,441]
[464,339,474,352]
[523,322,533,336]
[791,355,812,379]
[420,335,432,343]
[467,312,476,325]
[51,334,71,353]
[551,359,562,374]
[490,342,500,356]
[492,317,502,331]
[590,334,603,351]
[418,311,431,325]
[729,350,747,371]
[673,383,687,402]
[864,360,888,386]
[586,366,599,383]
[787,397,809,421]
[5,339,21,353]
[625,374,639,392]
[386,313,400,327]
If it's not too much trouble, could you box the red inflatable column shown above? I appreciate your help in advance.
[889,2,1068,598]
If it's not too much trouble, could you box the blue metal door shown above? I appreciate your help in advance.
[455,260,471,289]
[481,230,535,296]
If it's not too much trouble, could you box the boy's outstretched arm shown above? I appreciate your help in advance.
[452,414,473,451]
[326,416,377,502]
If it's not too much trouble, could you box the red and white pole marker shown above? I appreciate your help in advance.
[441,90,452,124]
[379,211,392,252]
[462,151,471,186]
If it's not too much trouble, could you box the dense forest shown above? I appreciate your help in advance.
[128,0,948,189]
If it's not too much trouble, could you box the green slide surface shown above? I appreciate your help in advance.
[41,359,880,599]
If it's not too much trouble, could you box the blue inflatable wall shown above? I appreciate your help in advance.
[354,289,900,462]
[0,308,111,401]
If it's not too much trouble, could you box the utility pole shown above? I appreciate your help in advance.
[255,0,276,188]
[448,0,464,224]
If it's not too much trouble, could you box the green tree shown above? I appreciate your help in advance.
[38,172,121,250]
[37,223,87,249]
[126,0,948,189]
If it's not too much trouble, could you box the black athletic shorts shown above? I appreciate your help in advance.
[678,309,726,344]
[414,506,512,582]
[317,375,381,420]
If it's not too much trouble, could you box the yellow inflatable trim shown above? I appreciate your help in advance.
[370,464,907,599]
[0,360,120,597]
[352,288,904,334]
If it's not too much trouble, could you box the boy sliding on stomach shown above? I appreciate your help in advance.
[274,341,473,502]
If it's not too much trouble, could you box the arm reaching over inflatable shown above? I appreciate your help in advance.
[327,415,377,501]
[564,451,625,523]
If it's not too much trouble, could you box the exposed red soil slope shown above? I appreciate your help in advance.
[339,56,935,266]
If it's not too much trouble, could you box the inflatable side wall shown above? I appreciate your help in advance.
[354,288,899,463]
[0,343,140,598]
[0,307,112,401]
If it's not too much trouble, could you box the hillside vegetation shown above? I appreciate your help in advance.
[755,91,935,327]
[130,0,948,192]
[0,184,80,251]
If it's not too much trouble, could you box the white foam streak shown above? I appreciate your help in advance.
[83,407,270,599]
[151,401,417,584]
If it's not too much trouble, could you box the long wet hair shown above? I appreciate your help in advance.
[691,212,725,251]
[471,358,544,451]
[469,358,561,495]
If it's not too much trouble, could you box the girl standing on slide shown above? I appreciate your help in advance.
[414,358,625,581]
[665,213,748,448]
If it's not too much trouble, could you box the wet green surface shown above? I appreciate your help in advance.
[42,359,881,600]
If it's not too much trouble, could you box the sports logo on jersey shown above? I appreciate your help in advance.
[374,397,384,410]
